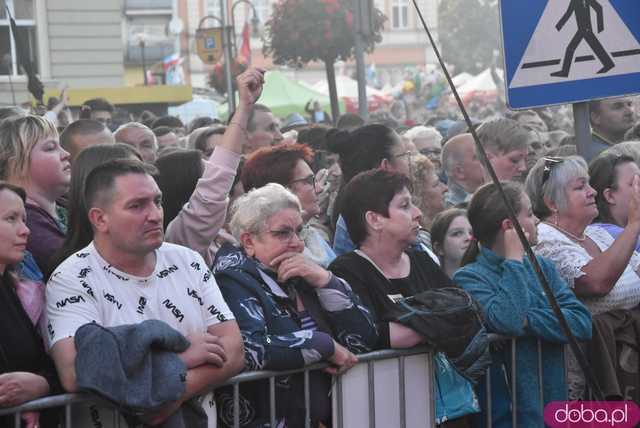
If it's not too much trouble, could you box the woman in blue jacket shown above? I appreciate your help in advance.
[453,181,592,427]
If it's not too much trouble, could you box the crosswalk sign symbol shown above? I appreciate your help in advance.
[499,0,640,109]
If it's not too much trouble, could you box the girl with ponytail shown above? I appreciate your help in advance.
[453,181,591,428]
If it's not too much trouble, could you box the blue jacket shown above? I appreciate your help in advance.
[212,243,377,427]
[453,247,592,428]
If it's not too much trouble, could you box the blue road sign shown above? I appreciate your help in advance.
[499,0,640,109]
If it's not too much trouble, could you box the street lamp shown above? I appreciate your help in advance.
[230,0,261,58]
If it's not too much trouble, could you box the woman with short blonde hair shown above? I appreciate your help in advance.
[0,115,70,274]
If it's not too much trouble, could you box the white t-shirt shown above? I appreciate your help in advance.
[46,242,235,427]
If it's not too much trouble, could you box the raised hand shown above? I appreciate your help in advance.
[236,67,266,107]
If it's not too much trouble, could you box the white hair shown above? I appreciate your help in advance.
[229,183,301,241]
[525,155,588,219]
[403,125,442,144]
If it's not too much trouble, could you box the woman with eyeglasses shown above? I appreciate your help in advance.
[241,143,337,267]
[525,155,640,398]
[212,183,377,428]
[326,124,413,256]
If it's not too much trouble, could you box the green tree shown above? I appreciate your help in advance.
[438,0,500,74]
[263,0,385,121]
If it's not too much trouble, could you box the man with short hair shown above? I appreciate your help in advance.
[114,122,159,163]
[60,119,115,162]
[47,159,244,426]
[244,104,283,154]
[586,97,636,161]
[511,110,549,133]
[82,97,114,128]
[153,126,180,149]
[441,133,485,207]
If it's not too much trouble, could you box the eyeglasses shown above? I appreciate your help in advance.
[290,174,316,188]
[392,151,414,160]
[541,157,564,184]
[419,148,441,157]
[267,226,305,242]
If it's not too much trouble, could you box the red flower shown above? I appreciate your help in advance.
[345,11,353,28]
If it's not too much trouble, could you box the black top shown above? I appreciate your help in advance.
[0,272,60,427]
[329,249,452,349]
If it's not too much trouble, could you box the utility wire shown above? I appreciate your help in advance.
[410,0,604,401]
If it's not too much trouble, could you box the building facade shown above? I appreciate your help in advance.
[1,0,125,106]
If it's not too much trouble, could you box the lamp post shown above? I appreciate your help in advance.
[230,0,261,58]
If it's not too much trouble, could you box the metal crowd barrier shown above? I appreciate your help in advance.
[0,346,435,428]
[484,334,569,428]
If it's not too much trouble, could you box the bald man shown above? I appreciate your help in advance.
[441,133,485,207]
[114,122,159,163]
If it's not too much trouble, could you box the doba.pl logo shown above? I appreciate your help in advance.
[544,401,640,427]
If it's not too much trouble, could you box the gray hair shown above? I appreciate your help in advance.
[229,183,301,241]
[600,141,640,165]
[403,126,442,144]
[524,155,588,219]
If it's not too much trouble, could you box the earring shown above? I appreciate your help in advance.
[552,209,559,226]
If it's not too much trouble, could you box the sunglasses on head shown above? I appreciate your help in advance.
[541,157,564,185]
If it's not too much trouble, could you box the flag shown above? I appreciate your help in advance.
[6,6,43,103]
[238,22,251,64]
[163,53,181,72]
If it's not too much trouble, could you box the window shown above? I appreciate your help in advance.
[391,0,409,29]
[0,0,38,76]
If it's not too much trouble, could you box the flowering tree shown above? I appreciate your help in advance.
[263,0,386,121]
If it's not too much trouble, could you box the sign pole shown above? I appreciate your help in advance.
[220,0,236,115]
[572,102,591,159]
[354,0,373,121]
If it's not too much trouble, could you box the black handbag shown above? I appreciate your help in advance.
[395,288,492,382]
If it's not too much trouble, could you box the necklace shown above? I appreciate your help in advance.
[543,221,586,242]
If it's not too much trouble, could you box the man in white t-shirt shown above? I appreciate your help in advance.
[47,159,244,426]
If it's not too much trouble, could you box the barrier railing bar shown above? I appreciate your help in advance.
[233,383,239,428]
[538,338,544,417]
[336,372,344,428]
[65,403,72,428]
[114,408,120,428]
[511,339,517,428]
[367,361,375,428]
[13,412,19,428]
[399,356,406,428]
[485,366,492,427]
[269,376,276,428]
[428,356,436,427]
[304,369,310,428]
[0,346,432,420]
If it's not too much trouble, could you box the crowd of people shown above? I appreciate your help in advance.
[0,65,639,427]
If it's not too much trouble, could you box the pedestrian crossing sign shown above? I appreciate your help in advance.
[499,0,640,109]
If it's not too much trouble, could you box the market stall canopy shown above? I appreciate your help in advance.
[312,75,387,99]
[456,68,504,100]
[219,70,342,119]
[168,98,219,124]
[312,75,392,113]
